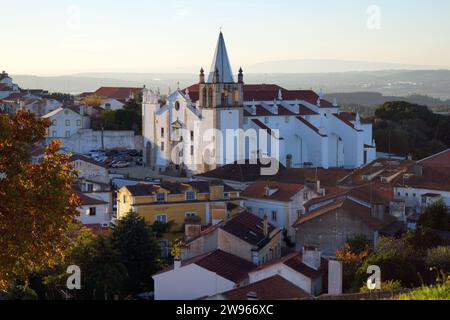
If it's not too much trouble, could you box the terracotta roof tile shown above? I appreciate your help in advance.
[296,116,327,137]
[70,154,109,169]
[250,252,328,280]
[71,189,108,206]
[419,149,450,168]
[94,87,142,101]
[222,275,312,300]
[199,160,286,182]
[156,250,255,283]
[242,180,304,202]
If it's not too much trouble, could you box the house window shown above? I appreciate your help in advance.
[185,191,196,201]
[413,193,416,198]
[398,192,401,197]
[65,131,71,138]
[123,195,127,203]
[156,193,166,202]
[87,184,94,192]
[190,145,194,156]
[185,212,197,218]
[405,193,409,197]
[156,214,167,223]
[223,192,230,198]
[271,210,277,222]
[161,127,164,137]
[65,120,70,126]
[161,142,164,151]
[303,192,309,201]
[105,103,111,110]
[258,208,264,217]
[89,207,96,216]
[190,130,194,141]
[77,120,81,127]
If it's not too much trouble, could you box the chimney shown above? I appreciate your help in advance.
[185,216,202,240]
[371,204,384,220]
[302,246,321,270]
[263,215,269,237]
[328,258,343,295]
[174,257,181,270]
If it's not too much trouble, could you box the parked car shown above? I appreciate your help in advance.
[127,149,140,157]
[111,161,130,168]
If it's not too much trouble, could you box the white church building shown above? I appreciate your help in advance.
[142,32,376,176]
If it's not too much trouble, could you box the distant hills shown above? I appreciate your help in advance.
[11,69,450,100]
[244,59,436,73]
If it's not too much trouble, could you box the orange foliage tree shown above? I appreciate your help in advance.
[83,95,103,108]
[0,110,80,290]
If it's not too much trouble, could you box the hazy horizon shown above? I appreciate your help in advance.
[2,0,450,75]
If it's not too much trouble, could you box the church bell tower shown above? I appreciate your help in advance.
[198,32,244,109]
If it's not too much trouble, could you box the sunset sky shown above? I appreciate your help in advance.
[2,0,450,75]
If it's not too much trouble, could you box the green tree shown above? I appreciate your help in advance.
[4,285,38,300]
[418,200,450,231]
[110,212,163,294]
[74,236,127,300]
[426,246,450,274]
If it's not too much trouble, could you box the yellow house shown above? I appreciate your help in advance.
[117,181,242,228]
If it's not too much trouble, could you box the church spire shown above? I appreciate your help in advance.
[207,32,235,83]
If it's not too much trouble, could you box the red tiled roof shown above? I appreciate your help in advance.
[276,105,296,116]
[84,224,110,236]
[333,113,363,132]
[221,211,277,247]
[79,92,94,98]
[4,92,25,100]
[251,119,281,139]
[338,112,371,125]
[349,183,394,205]
[70,154,109,169]
[221,275,312,300]
[250,252,328,280]
[183,84,334,107]
[299,105,319,116]
[268,167,350,187]
[195,250,255,283]
[419,149,450,168]
[242,180,304,202]
[156,250,255,283]
[71,189,108,206]
[94,87,142,100]
[0,83,11,91]
[294,197,395,230]
[187,211,277,248]
[399,166,450,192]
[199,160,286,182]
[296,116,327,137]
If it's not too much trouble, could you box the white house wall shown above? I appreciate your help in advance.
[153,264,235,300]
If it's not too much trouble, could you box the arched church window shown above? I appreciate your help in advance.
[202,88,207,106]
[175,101,180,111]
[208,87,213,108]
[233,88,239,105]
[221,87,228,106]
